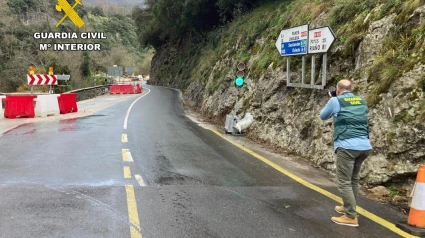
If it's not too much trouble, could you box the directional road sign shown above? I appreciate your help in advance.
[125,67,135,75]
[56,75,70,81]
[108,66,123,77]
[275,24,309,56]
[308,26,336,54]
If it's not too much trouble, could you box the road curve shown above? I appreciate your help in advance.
[0,84,408,238]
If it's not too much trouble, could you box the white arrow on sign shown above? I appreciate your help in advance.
[308,26,336,54]
[275,31,284,55]
[275,24,309,56]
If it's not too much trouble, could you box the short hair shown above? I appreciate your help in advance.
[337,79,352,91]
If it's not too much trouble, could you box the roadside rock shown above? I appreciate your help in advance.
[149,4,425,188]
[392,195,408,203]
[370,186,390,197]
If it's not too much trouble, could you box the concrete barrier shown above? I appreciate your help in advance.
[0,96,6,119]
[35,94,60,117]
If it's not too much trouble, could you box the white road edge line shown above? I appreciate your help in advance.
[127,150,134,162]
[124,88,151,130]
[135,174,147,187]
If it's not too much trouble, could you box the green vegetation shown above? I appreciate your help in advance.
[386,131,397,144]
[388,185,403,198]
[80,52,90,78]
[132,0,278,48]
[0,0,152,92]
[393,109,415,123]
[133,0,425,124]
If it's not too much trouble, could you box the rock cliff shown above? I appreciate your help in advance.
[148,1,425,187]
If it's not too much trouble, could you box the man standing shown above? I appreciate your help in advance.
[320,79,372,227]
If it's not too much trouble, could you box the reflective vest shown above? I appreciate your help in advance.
[333,92,369,141]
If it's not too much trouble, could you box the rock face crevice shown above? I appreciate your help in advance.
[149,8,425,185]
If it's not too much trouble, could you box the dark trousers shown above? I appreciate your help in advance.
[336,148,371,218]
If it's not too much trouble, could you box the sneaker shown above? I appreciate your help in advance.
[331,215,359,227]
[335,205,345,214]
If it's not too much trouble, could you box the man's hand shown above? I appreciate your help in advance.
[328,91,332,97]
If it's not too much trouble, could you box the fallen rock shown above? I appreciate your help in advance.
[392,195,408,203]
[370,186,390,197]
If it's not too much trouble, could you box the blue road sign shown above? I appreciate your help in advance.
[281,39,308,56]
[275,24,309,57]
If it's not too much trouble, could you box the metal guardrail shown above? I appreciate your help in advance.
[67,85,107,93]
[67,85,109,102]
[0,85,108,96]
[0,82,142,101]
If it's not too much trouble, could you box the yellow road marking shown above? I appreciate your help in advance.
[130,226,142,238]
[212,130,418,238]
[122,134,128,143]
[122,149,134,162]
[124,166,132,179]
[125,185,142,238]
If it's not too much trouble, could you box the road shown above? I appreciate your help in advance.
[0,85,411,238]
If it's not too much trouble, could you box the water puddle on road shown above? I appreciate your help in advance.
[59,118,79,132]
[58,114,108,132]
[2,123,36,136]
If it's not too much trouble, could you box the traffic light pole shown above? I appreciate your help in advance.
[234,95,238,116]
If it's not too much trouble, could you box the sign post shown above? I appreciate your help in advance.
[275,25,336,90]
[275,24,309,87]
[308,26,336,89]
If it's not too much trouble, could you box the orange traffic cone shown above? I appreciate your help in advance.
[396,165,425,236]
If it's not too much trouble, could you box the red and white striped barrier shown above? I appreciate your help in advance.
[27,74,58,85]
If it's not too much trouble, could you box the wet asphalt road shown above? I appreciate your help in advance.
[0,85,407,238]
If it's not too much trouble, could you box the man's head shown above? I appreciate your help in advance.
[336,79,352,96]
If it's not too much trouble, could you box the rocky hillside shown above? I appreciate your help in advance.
[0,0,152,92]
[147,0,425,189]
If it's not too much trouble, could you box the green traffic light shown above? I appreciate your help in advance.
[235,77,244,87]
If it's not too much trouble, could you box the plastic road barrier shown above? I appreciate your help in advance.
[3,95,37,119]
[110,84,142,94]
[134,84,142,94]
[57,93,78,114]
[109,85,121,94]
[35,94,60,117]
[122,85,133,94]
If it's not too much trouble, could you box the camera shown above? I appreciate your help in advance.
[329,90,337,97]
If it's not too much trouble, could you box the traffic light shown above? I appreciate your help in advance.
[29,65,34,75]
[48,67,54,75]
[235,62,245,88]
